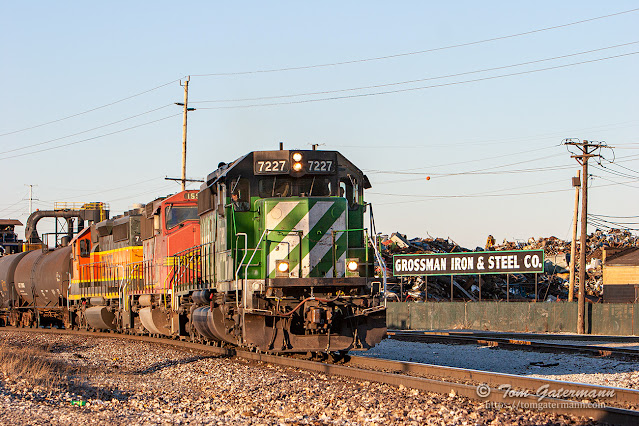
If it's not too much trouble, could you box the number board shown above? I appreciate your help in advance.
[253,151,290,175]
[306,159,335,173]
[304,152,337,174]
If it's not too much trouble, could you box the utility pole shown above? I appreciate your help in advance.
[175,76,195,191]
[24,184,38,215]
[563,139,611,334]
[568,170,580,302]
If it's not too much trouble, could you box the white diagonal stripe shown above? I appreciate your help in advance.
[300,207,346,278]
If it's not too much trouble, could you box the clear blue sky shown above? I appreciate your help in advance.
[1,1,637,248]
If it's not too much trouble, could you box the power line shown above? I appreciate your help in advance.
[591,174,639,189]
[192,41,639,104]
[370,163,574,178]
[0,200,25,215]
[0,114,181,161]
[196,51,639,110]
[0,105,173,156]
[0,79,181,138]
[588,215,639,225]
[366,145,558,175]
[191,8,639,77]
[368,152,560,177]
[592,164,639,180]
[369,178,638,205]
[587,217,639,232]
[39,176,167,202]
[339,120,639,150]
[590,213,639,219]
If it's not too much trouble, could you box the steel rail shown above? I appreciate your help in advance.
[389,331,639,359]
[2,327,638,424]
[346,355,639,408]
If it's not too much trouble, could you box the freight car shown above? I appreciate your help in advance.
[0,148,387,353]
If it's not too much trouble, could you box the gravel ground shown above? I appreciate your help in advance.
[0,331,595,425]
[361,338,639,389]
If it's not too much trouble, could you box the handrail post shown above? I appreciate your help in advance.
[234,233,248,311]
[117,264,126,312]
[368,233,388,307]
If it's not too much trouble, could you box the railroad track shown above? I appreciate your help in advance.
[388,330,639,359]
[3,327,639,424]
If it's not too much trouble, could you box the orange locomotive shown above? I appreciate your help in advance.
[66,190,199,333]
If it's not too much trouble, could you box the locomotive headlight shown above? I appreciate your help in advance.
[292,152,302,162]
[276,260,290,276]
[292,162,303,172]
[346,258,359,277]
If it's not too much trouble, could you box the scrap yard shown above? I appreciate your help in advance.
[2,3,639,425]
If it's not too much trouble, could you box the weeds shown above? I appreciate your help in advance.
[0,343,69,390]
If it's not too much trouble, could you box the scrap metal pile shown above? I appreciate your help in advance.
[380,229,639,302]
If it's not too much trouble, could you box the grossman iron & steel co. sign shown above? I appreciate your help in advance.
[393,250,545,276]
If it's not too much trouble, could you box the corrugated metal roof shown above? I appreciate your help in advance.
[0,219,23,226]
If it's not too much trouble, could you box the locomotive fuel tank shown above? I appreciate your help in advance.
[14,247,71,305]
[0,252,30,308]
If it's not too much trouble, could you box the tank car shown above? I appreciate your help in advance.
[0,247,71,327]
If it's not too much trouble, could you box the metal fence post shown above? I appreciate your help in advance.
[450,275,454,302]
[425,275,428,301]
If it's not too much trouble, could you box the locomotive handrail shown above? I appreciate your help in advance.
[243,228,269,309]
[368,234,388,307]
[116,264,126,312]
[234,233,248,281]
[235,233,248,311]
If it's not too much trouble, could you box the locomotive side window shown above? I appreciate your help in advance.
[230,178,250,212]
[339,178,358,208]
[165,205,199,229]
[79,239,90,258]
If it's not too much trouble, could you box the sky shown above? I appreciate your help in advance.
[1,1,638,248]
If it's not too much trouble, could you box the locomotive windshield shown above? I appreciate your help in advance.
[258,176,333,198]
[165,205,198,229]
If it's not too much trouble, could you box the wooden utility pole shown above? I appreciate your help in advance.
[175,77,195,191]
[564,139,611,334]
[180,77,190,191]
[568,170,580,302]
[578,158,588,333]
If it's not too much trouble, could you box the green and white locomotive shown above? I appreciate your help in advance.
[185,147,387,353]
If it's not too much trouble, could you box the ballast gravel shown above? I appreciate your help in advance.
[0,331,594,425]
[361,338,639,389]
